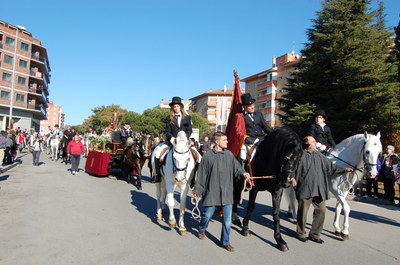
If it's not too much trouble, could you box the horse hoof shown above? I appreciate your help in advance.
[156,215,163,222]
[278,244,289,252]
[232,218,242,227]
[137,186,142,190]
[334,231,341,236]
[340,232,349,240]
[179,230,187,236]
[169,223,176,228]
[241,227,251,237]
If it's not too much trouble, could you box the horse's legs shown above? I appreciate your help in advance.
[271,188,289,252]
[177,184,189,235]
[241,189,258,236]
[333,199,342,234]
[284,186,297,222]
[334,195,350,240]
[232,179,243,227]
[166,190,176,228]
[155,181,167,221]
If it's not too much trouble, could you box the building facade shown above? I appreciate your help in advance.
[40,101,63,132]
[190,87,239,132]
[0,20,51,132]
[241,53,300,128]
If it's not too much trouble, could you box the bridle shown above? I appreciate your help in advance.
[172,147,191,175]
[326,140,378,173]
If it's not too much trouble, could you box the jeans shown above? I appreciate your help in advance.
[70,154,81,172]
[32,151,41,165]
[199,204,232,246]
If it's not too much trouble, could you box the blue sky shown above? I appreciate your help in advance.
[2,0,399,125]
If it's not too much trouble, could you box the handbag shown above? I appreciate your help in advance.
[28,145,33,153]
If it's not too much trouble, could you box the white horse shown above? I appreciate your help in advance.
[49,134,61,161]
[152,131,197,235]
[285,132,382,239]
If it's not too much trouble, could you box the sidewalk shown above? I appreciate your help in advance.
[0,151,28,174]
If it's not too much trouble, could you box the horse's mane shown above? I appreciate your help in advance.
[253,127,302,175]
[335,134,364,149]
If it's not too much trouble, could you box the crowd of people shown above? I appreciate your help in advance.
[2,94,399,253]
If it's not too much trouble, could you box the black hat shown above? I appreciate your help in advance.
[241,93,256,106]
[314,109,327,121]
[169,96,184,107]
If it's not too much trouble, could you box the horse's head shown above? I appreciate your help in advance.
[363,132,382,178]
[279,134,303,188]
[171,132,193,182]
[254,127,303,188]
[140,134,153,158]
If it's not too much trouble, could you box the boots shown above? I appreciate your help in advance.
[154,157,162,183]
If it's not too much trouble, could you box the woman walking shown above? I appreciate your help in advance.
[31,135,43,166]
[67,135,86,175]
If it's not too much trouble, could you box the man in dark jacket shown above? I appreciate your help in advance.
[239,93,273,163]
[309,109,336,151]
[120,122,133,147]
[193,132,250,252]
[292,136,353,244]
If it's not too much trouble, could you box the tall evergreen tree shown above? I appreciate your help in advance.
[280,0,399,142]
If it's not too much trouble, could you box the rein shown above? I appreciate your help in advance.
[240,144,275,204]
[326,140,375,173]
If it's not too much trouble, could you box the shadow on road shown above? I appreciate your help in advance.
[327,206,400,228]
[0,174,10,181]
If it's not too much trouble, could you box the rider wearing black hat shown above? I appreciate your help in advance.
[153,96,194,182]
[241,93,273,146]
[309,109,336,151]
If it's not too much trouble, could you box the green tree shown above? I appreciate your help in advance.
[189,111,211,139]
[280,0,399,142]
[81,105,128,134]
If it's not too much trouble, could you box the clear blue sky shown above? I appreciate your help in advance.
[2,0,399,125]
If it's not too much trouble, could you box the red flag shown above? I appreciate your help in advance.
[225,70,246,158]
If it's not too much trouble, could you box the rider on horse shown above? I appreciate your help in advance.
[239,93,273,167]
[153,96,200,183]
[309,109,336,153]
[120,122,133,148]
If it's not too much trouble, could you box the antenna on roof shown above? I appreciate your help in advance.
[292,42,295,55]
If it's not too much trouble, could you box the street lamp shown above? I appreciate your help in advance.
[8,25,26,129]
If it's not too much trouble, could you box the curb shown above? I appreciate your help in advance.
[0,161,21,174]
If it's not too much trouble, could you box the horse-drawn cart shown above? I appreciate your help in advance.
[84,131,124,177]
[84,131,153,190]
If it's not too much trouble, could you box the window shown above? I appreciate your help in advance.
[5,37,15,47]
[4,55,13,64]
[16,94,24,102]
[19,59,28,68]
[2,72,11,82]
[21,42,29,51]
[18,76,26,85]
[1,91,10,99]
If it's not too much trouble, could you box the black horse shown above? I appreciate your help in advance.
[121,134,153,190]
[233,127,303,252]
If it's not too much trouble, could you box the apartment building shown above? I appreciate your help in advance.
[40,101,63,132]
[241,53,300,128]
[0,20,51,132]
[190,87,239,132]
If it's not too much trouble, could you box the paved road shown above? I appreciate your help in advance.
[0,152,399,265]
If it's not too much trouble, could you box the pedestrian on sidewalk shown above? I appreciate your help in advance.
[31,135,43,166]
[192,132,250,252]
[67,135,86,175]
[0,131,6,166]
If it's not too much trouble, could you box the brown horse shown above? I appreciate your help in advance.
[122,133,153,190]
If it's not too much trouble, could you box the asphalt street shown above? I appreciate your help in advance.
[0,151,399,265]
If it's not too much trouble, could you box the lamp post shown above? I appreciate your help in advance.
[8,25,26,129]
